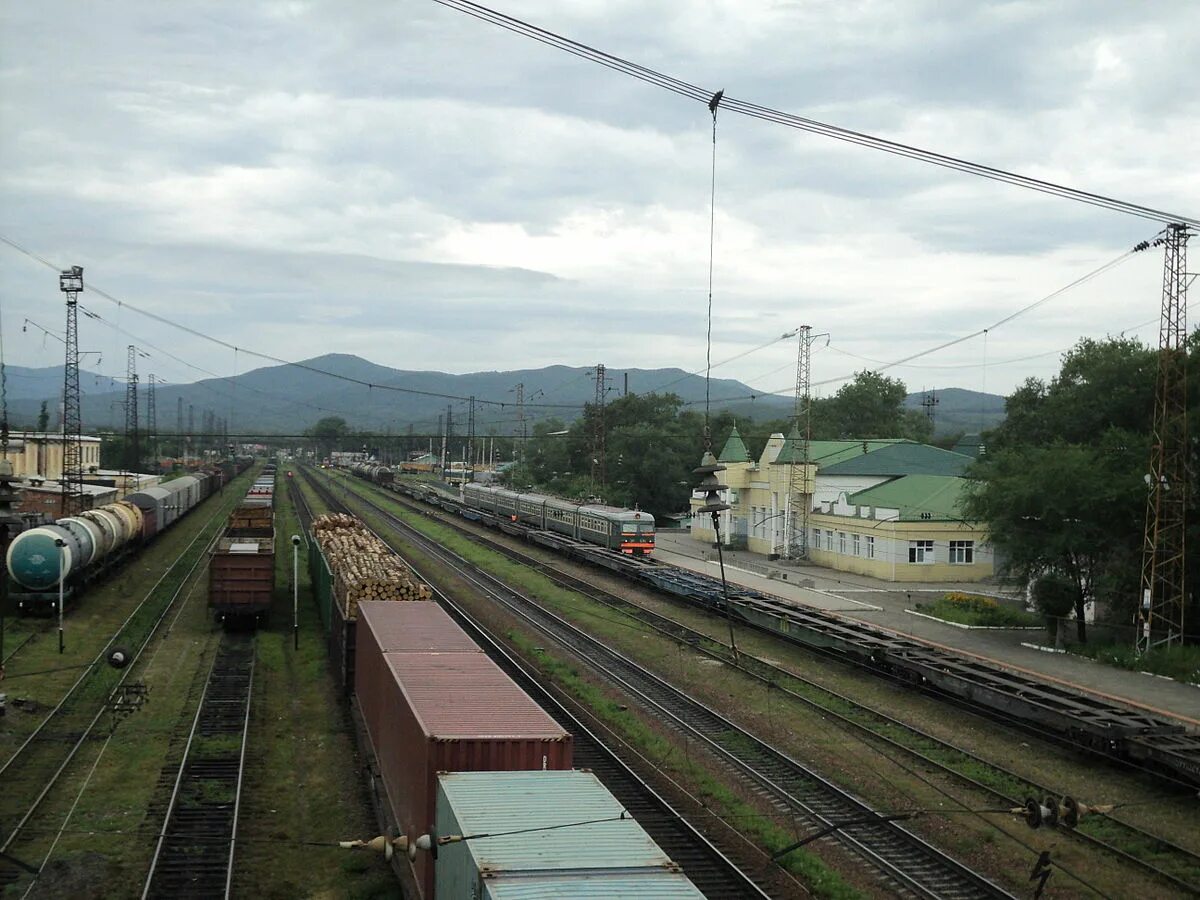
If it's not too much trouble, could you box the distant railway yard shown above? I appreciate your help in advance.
[1,458,1198,899]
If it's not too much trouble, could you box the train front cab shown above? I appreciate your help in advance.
[619,510,655,555]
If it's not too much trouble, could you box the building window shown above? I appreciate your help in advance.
[865,536,875,559]
[838,532,846,554]
[909,540,935,564]
[825,530,833,551]
[853,533,861,556]
[812,527,820,549]
[949,540,974,564]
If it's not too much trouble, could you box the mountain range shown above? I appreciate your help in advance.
[3,355,1006,438]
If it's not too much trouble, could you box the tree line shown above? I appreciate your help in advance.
[964,334,1200,643]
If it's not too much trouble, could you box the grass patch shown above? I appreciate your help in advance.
[1067,641,1200,686]
[913,592,1040,628]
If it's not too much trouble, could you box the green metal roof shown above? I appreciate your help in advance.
[717,425,751,463]
[817,442,973,477]
[847,475,971,521]
[772,433,907,466]
[952,433,986,459]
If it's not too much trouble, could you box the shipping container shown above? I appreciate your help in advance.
[357,653,572,899]
[481,874,705,899]
[356,601,481,657]
[434,771,701,900]
[209,534,275,619]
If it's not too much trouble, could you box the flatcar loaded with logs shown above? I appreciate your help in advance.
[309,512,432,691]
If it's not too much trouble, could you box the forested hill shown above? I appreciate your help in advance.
[8,355,795,434]
[902,388,1007,436]
[7,354,1004,437]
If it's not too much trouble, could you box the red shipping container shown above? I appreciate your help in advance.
[356,601,482,656]
[356,650,572,900]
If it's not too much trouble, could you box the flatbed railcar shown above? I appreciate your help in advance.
[382,473,1200,791]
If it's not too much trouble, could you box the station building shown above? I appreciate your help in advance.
[689,426,994,583]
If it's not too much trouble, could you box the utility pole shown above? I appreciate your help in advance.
[125,346,140,474]
[442,405,452,474]
[921,388,938,425]
[592,363,607,496]
[176,396,184,455]
[146,374,158,468]
[785,327,824,559]
[187,403,195,459]
[1137,223,1191,652]
[60,266,85,517]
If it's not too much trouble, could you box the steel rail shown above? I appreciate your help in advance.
[300,466,774,900]
[390,487,1200,895]
[0,466,259,893]
[317,467,1013,899]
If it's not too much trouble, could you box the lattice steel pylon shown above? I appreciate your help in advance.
[514,382,525,457]
[466,395,476,482]
[125,346,140,473]
[146,374,158,467]
[60,266,85,517]
[785,326,820,559]
[1137,223,1191,652]
[592,363,607,496]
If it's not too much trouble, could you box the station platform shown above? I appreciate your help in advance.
[653,532,1200,725]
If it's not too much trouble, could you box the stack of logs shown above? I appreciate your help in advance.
[312,513,432,618]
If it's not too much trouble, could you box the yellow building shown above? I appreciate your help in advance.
[690,427,994,583]
[0,431,102,481]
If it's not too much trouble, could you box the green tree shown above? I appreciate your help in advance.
[818,370,932,441]
[37,400,49,432]
[966,333,1200,642]
[965,438,1144,642]
[305,416,352,459]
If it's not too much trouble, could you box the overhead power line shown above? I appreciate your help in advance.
[677,237,1156,406]
[432,0,1199,228]
[0,235,586,413]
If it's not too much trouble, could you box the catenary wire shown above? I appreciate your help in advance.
[432,0,1199,228]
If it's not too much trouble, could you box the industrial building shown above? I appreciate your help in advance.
[690,426,994,583]
[0,431,102,481]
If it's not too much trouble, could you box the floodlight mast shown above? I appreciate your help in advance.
[59,267,85,518]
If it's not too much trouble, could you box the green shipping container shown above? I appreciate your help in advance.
[434,771,703,900]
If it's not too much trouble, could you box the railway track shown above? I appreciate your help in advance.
[0,469,259,892]
[308,466,1014,899]
[375,478,1200,895]
[142,634,256,900]
[298,466,777,899]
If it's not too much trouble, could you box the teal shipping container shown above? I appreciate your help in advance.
[434,771,703,900]
[482,874,707,899]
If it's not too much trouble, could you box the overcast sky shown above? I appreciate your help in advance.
[2,1,1197,408]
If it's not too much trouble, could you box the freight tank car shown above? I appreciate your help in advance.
[7,500,145,614]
